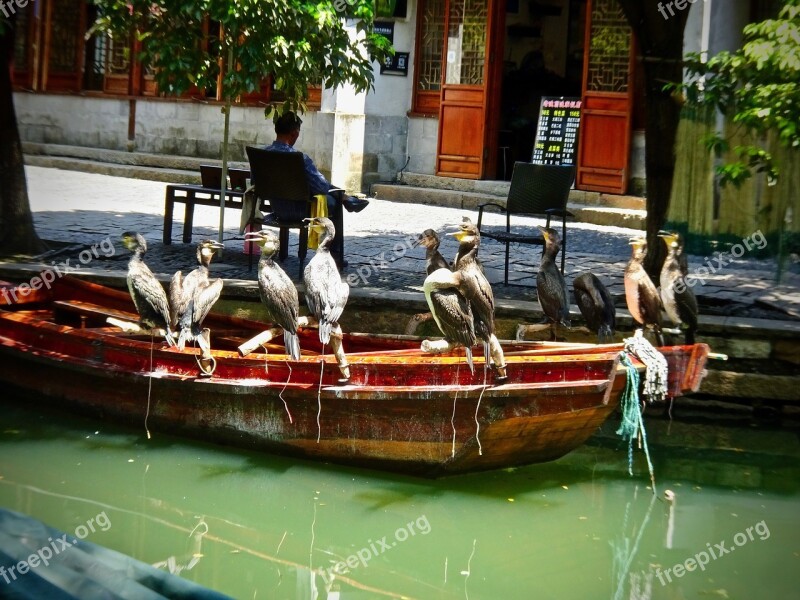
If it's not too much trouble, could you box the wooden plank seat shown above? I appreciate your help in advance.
[53,299,141,325]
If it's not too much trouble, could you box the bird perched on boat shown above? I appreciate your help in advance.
[423,268,477,371]
[449,217,506,379]
[169,239,224,351]
[120,231,175,346]
[537,226,571,341]
[573,272,616,343]
[658,231,698,344]
[303,217,349,345]
[624,237,664,346]
[417,229,451,275]
[244,229,301,359]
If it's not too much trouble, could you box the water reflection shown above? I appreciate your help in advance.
[0,399,798,599]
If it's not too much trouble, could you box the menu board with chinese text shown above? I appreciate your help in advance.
[531,97,582,166]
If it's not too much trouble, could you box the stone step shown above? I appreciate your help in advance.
[22,142,249,185]
[373,183,646,230]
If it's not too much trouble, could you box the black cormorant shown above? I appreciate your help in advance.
[121,231,175,346]
[245,229,301,359]
[573,272,616,343]
[417,229,450,275]
[658,231,698,344]
[303,217,349,345]
[169,239,224,350]
[537,226,571,341]
[451,218,495,356]
[624,237,664,345]
[423,268,476,371]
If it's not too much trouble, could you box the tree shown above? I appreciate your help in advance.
[617,1,690,277]
[677,0,799,187]
[93,0,392,240]
[0,15,44,256]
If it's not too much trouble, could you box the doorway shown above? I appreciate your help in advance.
[495,0,586,180]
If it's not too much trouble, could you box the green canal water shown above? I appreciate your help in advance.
[0,399,798,599]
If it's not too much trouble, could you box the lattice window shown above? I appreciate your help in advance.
[106,37,130,76]
[418,0,445,91]
[586,0,631,93]
[48,0,80,74]
[445,0,486,86]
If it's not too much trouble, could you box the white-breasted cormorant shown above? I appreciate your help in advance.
[573,272,616,343]
[624,237,664,346]
[658,231,698,344]
[121,231,175,346]
[169,239,224,350]
[423,268,476,371]
[537,226,571,341]
[417,229,451,275]
[245,229,301,359]
[303,217,349,345]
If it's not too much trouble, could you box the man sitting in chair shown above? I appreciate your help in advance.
[264,112,368,267]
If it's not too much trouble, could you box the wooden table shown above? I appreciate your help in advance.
[163,184,249,244]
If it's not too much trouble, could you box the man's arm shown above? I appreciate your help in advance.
[303,154,335,197]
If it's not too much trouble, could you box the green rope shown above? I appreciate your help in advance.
[617,352,657,494]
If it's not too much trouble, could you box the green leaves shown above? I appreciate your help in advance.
[92,0,392,113]
[678,1,800,186]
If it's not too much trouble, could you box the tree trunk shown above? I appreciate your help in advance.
[618,1,688,279]
[0,17,44,256]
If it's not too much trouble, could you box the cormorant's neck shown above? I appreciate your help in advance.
[425,245,440,261]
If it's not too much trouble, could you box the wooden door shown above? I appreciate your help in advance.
[576,0,635,194]
[436,0,503,179]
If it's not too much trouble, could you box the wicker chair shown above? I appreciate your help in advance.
[476,162,575,285]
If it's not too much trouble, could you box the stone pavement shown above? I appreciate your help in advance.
[16,166,800,321]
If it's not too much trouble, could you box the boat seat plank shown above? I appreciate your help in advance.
[53,299,140,323]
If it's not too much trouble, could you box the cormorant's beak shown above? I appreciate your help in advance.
[448,230,466,241]
[209,241,225,250]
[537,225,549,240]
[244,231,263,240]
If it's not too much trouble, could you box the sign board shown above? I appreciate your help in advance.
[380,52,409,76]
[531,97,582,166]
[374,21,395,43]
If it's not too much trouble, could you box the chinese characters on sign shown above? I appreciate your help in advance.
[531,97,582,166]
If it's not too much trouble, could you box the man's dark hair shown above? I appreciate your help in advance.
[274,111,303,135]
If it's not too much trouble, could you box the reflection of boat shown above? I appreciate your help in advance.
[0,277,709,477]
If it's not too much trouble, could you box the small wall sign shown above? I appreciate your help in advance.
[380,52,410,76]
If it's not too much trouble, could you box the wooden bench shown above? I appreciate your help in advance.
[162,166,260,245]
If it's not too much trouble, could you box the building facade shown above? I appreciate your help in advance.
[11,0,776,195]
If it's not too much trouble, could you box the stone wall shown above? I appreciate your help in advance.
[406,116,438,176]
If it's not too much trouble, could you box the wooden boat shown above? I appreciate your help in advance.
[0,277,709,477]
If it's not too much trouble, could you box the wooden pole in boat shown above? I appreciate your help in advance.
[237,316,317,357]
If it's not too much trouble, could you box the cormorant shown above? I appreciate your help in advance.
[451,218,495,357]
[169,239,224,350]
[120,231,175,346]
[423,268,476,371]
[573,272,615,343]
[417,229,451,275]
[624,237,664,346]
[245,229,301,359]
[303,217,349,345]
[537,226,571,341]
[658,231,698,344]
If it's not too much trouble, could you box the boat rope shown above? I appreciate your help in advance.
[278,362,294,424]
[451,362,461,458]
[316,347,325,444]
[474,365,487,456]
[624,330,669,404]
[145,332,154,440]
[617,352,657,494]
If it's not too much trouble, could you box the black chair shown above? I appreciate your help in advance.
[245,147,345,277]
[476,162,575,285]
